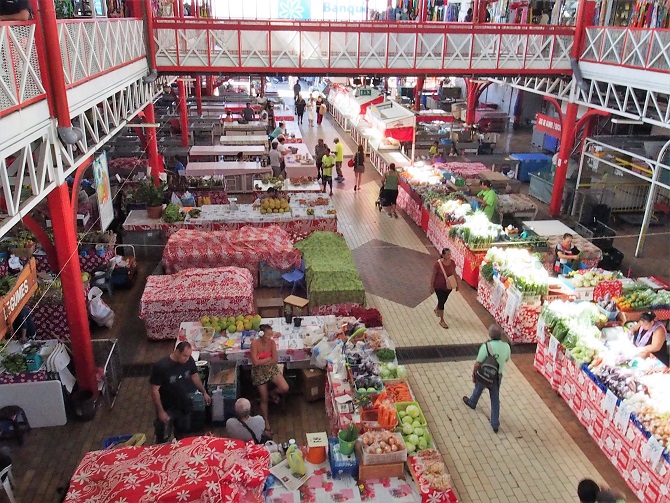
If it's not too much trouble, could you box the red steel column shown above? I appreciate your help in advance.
[260,76,266,98]
[550,102,577,216]
[144,103,164,185]
[414,76,424,112]
[48,186,98,394]
[38,0,97,394]
[195,76,203,116]
[206,75,214,96]
[178,79,190,147]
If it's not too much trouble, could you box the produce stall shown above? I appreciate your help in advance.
[295,232,366,313]
[161,226,300,279]
[139,267,254,340]
[535,300,670,502]
[123,194,338,243]
[397,164,447,227]
[65,436,270,503]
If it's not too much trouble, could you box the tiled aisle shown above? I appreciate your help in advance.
[306,114,639,502]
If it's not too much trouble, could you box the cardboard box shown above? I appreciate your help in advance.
[355,444,405,481]
[300,368,325,402]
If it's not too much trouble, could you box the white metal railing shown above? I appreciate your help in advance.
[153,20,574,73]
[58,19,146,87]
[582,27,670,72]
[0,23,46,117]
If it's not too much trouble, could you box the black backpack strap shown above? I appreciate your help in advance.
[236,418,261,444]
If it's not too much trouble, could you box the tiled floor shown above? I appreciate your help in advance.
[5,103,644,502]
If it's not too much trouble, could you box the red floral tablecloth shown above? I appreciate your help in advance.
[439,161,488,179]
[140,267,254,340]
[0,369,48,384]
[477,273,542,344]
[310,303,364,316]
[65,436,270,503]
[533,325,567,392]
[162,226,301,277]
[398,186,423,227]
[20,250,113,274]
[407,455,460,503]
[30,301,71,342]
[427,213,453,258]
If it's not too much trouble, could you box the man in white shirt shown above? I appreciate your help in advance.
[225,398,265,443]
[268,142,283,177]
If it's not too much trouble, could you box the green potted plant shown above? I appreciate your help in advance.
[337,424,359,456]
[135,179,166,219]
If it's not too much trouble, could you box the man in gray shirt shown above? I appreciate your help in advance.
[268,142,283,177]
[225,398,266,442]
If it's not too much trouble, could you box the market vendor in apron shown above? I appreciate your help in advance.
[628,311,669,365]
[554,233,581,274]
[476,180,497,222]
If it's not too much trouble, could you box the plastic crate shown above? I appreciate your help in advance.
[597,305,619,322]
[103,435,133,449]
[357,434,408,465]
[395,402,427,427]
[328,437,358,479]
[208,362,239,400]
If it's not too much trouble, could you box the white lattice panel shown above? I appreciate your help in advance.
[359,32,387,69]
[0,24,46,116]
[387,32,415,69]
[301,31,328,69]
[416,32,444,69]
[272,31,300,68]
[329,31,358,70]
[582,27,670,73]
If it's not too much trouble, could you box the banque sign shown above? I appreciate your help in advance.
[0,258,38,339]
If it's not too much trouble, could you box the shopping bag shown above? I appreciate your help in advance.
[88,287,115,328]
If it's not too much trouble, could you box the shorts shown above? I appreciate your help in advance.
[382,189,398,206]
[271,166,282,177]
[435,288,452,310]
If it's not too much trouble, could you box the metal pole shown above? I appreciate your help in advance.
[571,138,589,217]
[635,138,670,257]
[178,79,190,147]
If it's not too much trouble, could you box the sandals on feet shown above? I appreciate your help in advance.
[439,320,449,329]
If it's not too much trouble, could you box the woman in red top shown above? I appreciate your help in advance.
[430,248,460,329]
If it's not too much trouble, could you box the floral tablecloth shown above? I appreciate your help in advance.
[398,186,423,227]
[140,267,254,340]
[477,273,542,344]
[162,226,301,277]
[65,436,270,503]
[438,161,488,179]
[496,193,538,220]
[0,369,49,384]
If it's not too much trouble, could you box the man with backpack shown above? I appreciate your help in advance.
[462,324,510,433]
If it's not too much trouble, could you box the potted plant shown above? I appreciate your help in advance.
[135,179,166,219]
[337,424,359,456]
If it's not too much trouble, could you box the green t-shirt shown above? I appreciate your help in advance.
[322,155,334,176]
[384,172,398,190]
[334,143,344,162]
[476,340,511,375]
[477,188,497,221]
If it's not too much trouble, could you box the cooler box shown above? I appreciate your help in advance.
[510,153,553,182]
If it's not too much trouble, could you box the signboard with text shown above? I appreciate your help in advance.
[93,151,114,231]
[535,114,562,138]
[0,258,38,339]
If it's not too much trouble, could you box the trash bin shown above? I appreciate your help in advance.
[71,390,96,421]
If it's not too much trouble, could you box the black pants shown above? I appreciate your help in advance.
[154,409,191,443]
[435,288,452,310]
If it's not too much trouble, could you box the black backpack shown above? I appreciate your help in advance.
[475,342,499,387]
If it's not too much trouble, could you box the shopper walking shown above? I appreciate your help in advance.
[295,95,307,125]
[333,138,345,182]
[316,97,326,125]
[150,341,211,443]
[321,147,335,196]
[462,324,511,433]
[430,248,460,329]
[381,163,400,218]
[293,80,301,102]
[353,145,365,191]
[306,98,316,127]
[314,138,328,180]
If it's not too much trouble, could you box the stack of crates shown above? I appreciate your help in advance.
[328,437,358,479]
[207,361,239,424]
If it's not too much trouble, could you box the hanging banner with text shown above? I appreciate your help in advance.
[535,114,562,138]
[93,151,114,231]
[0,258,38,339]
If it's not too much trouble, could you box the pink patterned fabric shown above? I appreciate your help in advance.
[440,162,488,179]
[0,369,48,384]
[140,267,254,340]
[162,226,301,275]
[397,187,422,226]
[65,436,270,503]
[309,303,364,316]
[407,455,460,503]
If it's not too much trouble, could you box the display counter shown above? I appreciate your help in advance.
[181,161,272,194]
[189,145,266,162]
[222,121,266,136]
[369,146,412,176]
[253,180,322,194]
[219,134,268,146]
[284,150,318,179]
[349,119,375,154]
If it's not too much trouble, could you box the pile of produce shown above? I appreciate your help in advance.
[259,197,290,215]
[596,294,618,314]
[353,374,384,395]
[359,430,406,455]
[589,363,642,401]
[483,247,548,296]
[625,392,670,451]
[188,208,201,218]
[448,212,503,249]
[541,300,607,362]
[289,176,315,185]
[411,450,451,490]
[260,175,285,186]
[0,276,17,297]
[77,230,115,244]
[296,197,329,206]
[163,203,185,223]
[378,362,408,380]
[199,314,261,333]
[562,268,620,288]
[370,400,398,430]
[1,353,28,374]
[397,403,431,454]
[613,289,670,311]
[399,166,443,187]
[375,348,396,362]
[433,198,472,224]
[364,329,390,350]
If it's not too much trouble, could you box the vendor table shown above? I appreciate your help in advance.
[284,154,318,179]
[543,234,602,271]
[522,219,574,237]
[254,180,322,194]
[496,193,539,221]
[123,200,337,242]
[219,134,268,146]
[182,161,269,177]
[398,181,423,228]
[162,226,300,277]
[222,121,267,136]
[535,332,670,503]
[477,169,522,193]
[477,272,542,344]
[65,436,269,503]
[189,145,266,161]
[369,146,412,176]
[140,266,254,340]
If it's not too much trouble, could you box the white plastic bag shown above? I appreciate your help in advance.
[170,193,183,206]
[88,287,115,328]
[310,338,338,369]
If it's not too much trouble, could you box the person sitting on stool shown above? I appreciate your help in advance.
[150,342,211,443]
[225,398,267,443]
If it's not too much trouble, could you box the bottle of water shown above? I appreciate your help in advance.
[256,157,260,168]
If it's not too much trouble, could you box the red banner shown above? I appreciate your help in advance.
[535,114,562,137]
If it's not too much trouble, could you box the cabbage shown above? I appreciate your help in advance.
[386,362,398,372]
[406,405,421,418]
[396,365,408,378]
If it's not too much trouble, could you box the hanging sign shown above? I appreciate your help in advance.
[0,258,38,339]
[93,151,114,231]
[535,114,562,138]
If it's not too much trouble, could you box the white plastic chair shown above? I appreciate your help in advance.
[0,465,16,503]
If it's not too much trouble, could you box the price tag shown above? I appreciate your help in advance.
[614,402,631,435]
[601,389,618,419]
[504,287,522,322]
[548,335,559,360]
[492,279,505,307]
[643,435,664,472]
[536,318,546,342]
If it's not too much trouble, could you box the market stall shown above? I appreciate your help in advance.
[65,436,270,502]
[283,144,318,179]
[219,134,269,147]
[328,85,384,132]
[139,266,254,340]
[221,121,267,137]
[295,232,366,314]
[162,226,300,280]
[535,299,670,502]
[496,193,539,221]
[366,101,417,174]
[349,116,375,155]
